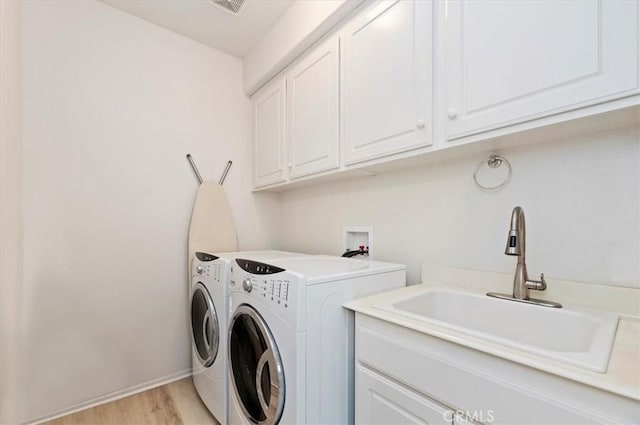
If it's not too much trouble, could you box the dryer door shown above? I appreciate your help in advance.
[229,305,285,425]
[190,282,219,367]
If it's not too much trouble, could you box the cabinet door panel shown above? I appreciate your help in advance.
[342,0,432,165]
[254,77,286,187]
[356,364,452,425]
[357,321,603,425]
[446,0,639,140]
[287,36,340,179]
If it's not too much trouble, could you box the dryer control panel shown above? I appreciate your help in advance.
[191,255,225,290]
[192,259,222,280]
[192,252,218,278]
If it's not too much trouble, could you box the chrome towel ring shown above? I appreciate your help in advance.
[473,154,512,191]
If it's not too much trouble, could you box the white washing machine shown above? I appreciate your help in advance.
[227,256,406,425]
[191,251,310,424]
[191,252,228,424]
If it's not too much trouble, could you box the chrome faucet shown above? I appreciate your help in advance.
[505,206,547,298]
[488,206,562,308]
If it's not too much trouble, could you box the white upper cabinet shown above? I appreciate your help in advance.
[252,0,639,190]
[287,36,340,179]
[445,0,640,140]
[254,75,286,188]
[341,0,432,165]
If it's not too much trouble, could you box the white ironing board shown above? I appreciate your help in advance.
[188,181,237,274]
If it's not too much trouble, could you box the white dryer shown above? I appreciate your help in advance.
[191,251,309,424]
[227,256,406,425]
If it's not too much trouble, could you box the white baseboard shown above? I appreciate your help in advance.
[26,369,193,425]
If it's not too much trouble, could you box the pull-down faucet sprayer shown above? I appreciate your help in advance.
[488,206,562,308]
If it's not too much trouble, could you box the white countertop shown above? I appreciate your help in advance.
[345,283,640,401]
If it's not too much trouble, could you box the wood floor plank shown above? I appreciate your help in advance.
[167,379,219,425]
[43,378,219,425]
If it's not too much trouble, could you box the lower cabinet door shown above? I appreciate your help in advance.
[356,364,453,425]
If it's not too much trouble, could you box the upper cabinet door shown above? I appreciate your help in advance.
[287,36,340,179]
[445,0,640,140]
[342,0,432,165]
[254,76,286,188]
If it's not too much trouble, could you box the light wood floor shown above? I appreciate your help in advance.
[44,378,219,425]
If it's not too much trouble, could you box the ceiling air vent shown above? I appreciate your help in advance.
[208,0,246,15]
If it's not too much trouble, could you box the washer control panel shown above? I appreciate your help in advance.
[242,276,293,307]
[232,259,298,310]
[242,278,253,293]
[236,258,285,275]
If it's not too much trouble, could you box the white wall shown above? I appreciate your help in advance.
[278,125,640,288]
[0,1,24,424]
[19,1,279,422]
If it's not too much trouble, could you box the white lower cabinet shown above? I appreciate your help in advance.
[355,314,640,425]
[357,364,452,425]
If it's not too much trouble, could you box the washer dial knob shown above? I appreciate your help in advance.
[196,265,204,274]
[242,279,252,293]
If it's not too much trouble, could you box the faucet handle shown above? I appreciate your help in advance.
[539,273,547,290]
[526,273,547,291]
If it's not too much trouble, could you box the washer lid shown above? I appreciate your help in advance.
[268,257,405,285]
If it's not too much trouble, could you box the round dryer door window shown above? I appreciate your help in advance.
[190,282,219,367]
[229,305,285,425]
